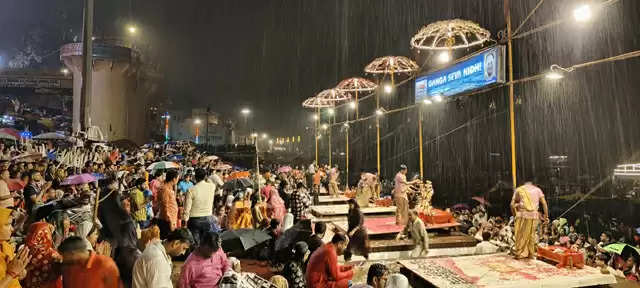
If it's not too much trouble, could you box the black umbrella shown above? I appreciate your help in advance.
[275,219,313,252]
[223,178,254,191]
[221,229,271,252]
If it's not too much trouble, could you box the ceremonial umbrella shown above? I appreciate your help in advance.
[603,243,640,260]
[33,132,67,140]
[336,77,377,119]
[221,229,271,252]
[202,155,219,162]
[146,161,180,170]
[61,173,98,185]
[302,96,335,166]
[277,166,292,173]
[227,171,251,181]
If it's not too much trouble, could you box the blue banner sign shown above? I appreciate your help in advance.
[415,46,505,101]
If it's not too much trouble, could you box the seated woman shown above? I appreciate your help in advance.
[229,192,253,230]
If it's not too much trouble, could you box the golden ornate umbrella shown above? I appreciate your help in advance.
[315,88,351,102]
[336,77,377,119]
[410,19,491,51]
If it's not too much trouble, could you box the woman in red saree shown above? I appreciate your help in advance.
[23,222,62,288]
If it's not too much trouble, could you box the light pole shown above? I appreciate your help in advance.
[241,108,251,144]
[194,118,201,144]
[161,112,170,143]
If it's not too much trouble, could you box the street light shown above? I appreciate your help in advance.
[573,4,592,22]
[262,133,268,139]
[251,132,258,138]
[321,124,329,130]
[127,25,137,34]
[61,68,69,75]
[546,71,564,80]
[375,109,384,116]
[241,108,251,115]
[437,51,451,63]
[312,114,319,120]
[327,108,335,115]
[349,101,356,109]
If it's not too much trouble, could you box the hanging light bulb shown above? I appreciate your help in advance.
[437,51,451,63]
[321,124,328,130]
[573,4,592,22]
[383,84,393,94]
[327,108,335,115]
[312,114,319,120]
[375,109,384,116]
[349,101,356,109]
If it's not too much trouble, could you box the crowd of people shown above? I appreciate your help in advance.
[0,139,420,288]
[454,196,640,282]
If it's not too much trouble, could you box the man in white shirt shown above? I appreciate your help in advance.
[184,168,217,245]
[132,228,193,288]
[208,170,225,197]
[475,231,498,254]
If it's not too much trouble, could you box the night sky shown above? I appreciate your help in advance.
[1,0,515,136]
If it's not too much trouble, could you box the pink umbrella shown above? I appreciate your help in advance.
[277,166,292,173]
[6,179,25,191]
[471,196,491,207]
[61,173,98,185]
[0,128,20,140]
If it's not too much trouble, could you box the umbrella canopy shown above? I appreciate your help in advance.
[61,173,97,185]
[6,179,25,191]
[213,163,233,171]
[315,89,351,102]
[471,196,491,207]
[221,229,271,252]
[277,166,292,173]
[603,243,640,260]
[410,19,491,51]
[146,161,180,170]
[202,155,219,161]
[223,178,254,191]
[364,56,419,74]
[0,132,18,141]
[167,154,184,161]
[33,132,67,140]
[11,152,43,163]
[227,171,251,181]
[336,77,378,92]
[275,219,313,252]
[451,203,470,210]
[0,128,20,140]
[302,97,334,109]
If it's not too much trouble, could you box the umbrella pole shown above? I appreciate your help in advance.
[315,107,319,165]
[376,87,381,176]
[419,104,424,181]
[328,110,332,168]
[506,0,517,188]
[93,186,100,221]
[346,109,349,188]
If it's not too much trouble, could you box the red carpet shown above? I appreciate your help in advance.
[363,217,404,235]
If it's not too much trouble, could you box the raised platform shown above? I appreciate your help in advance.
[310,204,396,218]
[317,195,350,205]
[399,253,617,288]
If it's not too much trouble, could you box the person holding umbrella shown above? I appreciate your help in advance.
[179,231,231,288]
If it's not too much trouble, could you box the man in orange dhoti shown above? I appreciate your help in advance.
[510,181,549,259]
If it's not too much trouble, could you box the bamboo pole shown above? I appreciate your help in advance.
[376,92,381,176]
[355,90,359,119]
[419,105,424,181]
[506,0,517,188]
[345,109,349,188]
[315,107,319,165]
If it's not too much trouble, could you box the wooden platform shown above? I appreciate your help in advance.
[310,204,396,217]
[399,253,617,288]
[317,195,350,205]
